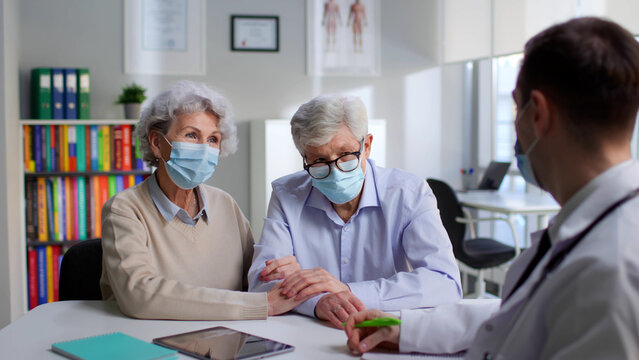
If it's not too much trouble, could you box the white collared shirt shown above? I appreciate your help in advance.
[248,159,462,316]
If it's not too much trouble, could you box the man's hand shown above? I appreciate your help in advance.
[315,291,366,328]
[267,282,311,316]
[280,268,350,299]
[259,255,301,282]
[344,309,400,353]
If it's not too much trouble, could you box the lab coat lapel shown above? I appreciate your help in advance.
[500,229,546,303]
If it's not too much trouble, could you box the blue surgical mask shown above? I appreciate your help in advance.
[513,100,540,186]
[514,138,540,187]
[311,161,365,204]
[161,135,219,189]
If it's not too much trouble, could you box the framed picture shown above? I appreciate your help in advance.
[231,15,279,52]
[306,0,381,76]
[124,0,206,75]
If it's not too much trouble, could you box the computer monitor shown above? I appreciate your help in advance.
[476,161,511,190]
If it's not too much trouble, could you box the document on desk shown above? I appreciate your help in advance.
[362,351,465,360]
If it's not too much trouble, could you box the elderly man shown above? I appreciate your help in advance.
[344,17,639,359]
[248,94,462,327]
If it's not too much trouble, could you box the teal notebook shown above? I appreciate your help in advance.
[52,332,178,360]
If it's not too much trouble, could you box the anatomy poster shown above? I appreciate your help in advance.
[307,0,380,76]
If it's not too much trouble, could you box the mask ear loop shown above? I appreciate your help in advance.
[154,132,172,165]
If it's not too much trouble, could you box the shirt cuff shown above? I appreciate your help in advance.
[347,280,381,310]
[294,293,325,317]
[398,308,434,353]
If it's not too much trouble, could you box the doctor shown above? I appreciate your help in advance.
[344,17,639,359]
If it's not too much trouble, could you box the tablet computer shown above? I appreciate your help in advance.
[153,326,294,360]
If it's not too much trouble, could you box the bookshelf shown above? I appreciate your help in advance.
[19,119,152,310]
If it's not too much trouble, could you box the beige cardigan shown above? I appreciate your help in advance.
[99,177,267,320]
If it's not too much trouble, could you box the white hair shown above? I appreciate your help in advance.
[135,80,238,166]
[290,94,368,155]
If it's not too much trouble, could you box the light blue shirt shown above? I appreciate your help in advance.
[148,172,208,226]
[248,159,462,317]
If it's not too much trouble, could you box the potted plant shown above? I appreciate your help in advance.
[115,82,147,119]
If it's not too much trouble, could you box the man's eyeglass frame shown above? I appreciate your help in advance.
[303,139,365,180]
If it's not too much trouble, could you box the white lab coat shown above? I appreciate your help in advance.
[399,161,639,360]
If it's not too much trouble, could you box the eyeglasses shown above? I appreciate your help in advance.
[303,139,364,179]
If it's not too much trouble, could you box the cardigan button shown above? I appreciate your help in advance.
[483,352,492,360]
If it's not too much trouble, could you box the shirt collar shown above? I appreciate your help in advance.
[148,172,208,226]
[306,159,380,223]
[548,159,634,244]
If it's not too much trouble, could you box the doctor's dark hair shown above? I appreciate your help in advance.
[516,17,639,147]
[134,80,238,166]
[290,94,368,155]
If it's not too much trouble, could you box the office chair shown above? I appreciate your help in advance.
[427,178,519,298]
[59,239,103,301]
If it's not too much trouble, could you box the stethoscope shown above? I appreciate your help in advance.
[505,186,639,304]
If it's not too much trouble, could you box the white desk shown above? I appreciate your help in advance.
[0,300,477,359]
[0,301,353,359]
[457,191,559,230]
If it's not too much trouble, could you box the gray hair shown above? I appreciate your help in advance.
[290,94,368,155]
[135,80,238,166]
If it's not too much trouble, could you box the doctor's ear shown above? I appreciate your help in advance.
[530,90,552,137]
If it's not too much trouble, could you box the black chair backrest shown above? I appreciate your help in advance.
[59,239,103,300]
[427,179,466,256]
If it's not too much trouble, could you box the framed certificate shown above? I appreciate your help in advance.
[124,0,206,75]
[231,15,279,52]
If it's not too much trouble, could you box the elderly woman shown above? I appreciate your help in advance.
[100,81,306,320]
[248,94,462,328]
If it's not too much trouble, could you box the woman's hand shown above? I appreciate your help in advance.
[259,255,301,282]
[315,291,366,328]
[266,282,311,316]
[344,310,400,354]
[280,268,350,299]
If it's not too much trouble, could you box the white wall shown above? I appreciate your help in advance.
[17,0,442,216]
[0,0,25,328]
[447,0,639,61]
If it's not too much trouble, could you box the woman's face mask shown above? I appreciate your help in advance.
[161,135,219,189]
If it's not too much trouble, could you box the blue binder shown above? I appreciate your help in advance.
[63,69,77,119]
[51,69,64,119]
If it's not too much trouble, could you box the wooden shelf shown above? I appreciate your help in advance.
[19,119,139,125]
[25,170,151,178]
[26,240,89,247]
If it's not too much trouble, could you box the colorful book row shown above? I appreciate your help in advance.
[25,175,146,242]
[27,245,63,309]
[31,67,90,119]
[24,124,150,173]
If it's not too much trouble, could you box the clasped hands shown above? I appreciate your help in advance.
[261,255,365,328]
